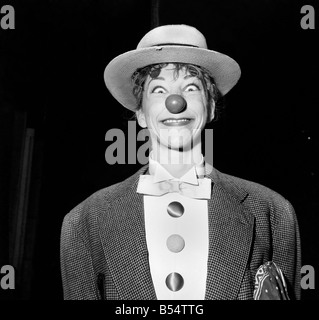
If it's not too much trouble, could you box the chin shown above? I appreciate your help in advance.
[167,137,194,151]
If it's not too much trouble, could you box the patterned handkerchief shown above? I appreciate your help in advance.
[253,261,290,300]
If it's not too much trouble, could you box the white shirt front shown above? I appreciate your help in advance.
[140,156,209,300]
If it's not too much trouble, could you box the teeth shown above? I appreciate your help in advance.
[164,119,189,123]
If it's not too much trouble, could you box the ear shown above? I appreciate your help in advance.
[136,109,147,128]
[207,100,215,123]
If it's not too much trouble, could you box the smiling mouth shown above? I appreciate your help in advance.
[162,118,192,127]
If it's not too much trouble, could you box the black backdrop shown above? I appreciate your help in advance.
[0,0,318,300]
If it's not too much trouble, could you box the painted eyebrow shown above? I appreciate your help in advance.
[147,76,165,85]
[184,74,197,79]
[147,74,196,85]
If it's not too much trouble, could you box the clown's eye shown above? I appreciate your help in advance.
[152,86,166,93]
[184,83,200,92]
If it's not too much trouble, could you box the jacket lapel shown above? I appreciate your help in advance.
[98,166,157,300]
[205,169,255,300]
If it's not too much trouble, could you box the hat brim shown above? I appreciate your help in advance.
[104,45,241,111]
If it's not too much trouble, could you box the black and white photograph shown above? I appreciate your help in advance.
[0,0,318,305]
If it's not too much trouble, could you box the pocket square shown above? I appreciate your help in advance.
[253,261,290,300]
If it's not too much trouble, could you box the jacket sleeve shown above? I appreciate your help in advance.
[60,214,99,300]
[272,199,301,300]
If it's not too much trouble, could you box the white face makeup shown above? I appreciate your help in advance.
[136,64,212,152]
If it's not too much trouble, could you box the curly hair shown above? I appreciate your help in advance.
[131,63,224,122]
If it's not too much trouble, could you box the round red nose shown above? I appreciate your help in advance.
[165,94,187,114]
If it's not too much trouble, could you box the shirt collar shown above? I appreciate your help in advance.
[148,152,206,185]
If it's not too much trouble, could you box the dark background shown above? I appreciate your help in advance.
[0,0,318,300]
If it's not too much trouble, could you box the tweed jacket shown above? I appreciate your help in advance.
[60,165,301,300]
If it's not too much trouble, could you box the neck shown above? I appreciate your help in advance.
[151,141,203,178]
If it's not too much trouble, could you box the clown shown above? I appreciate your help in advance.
[60,25,301,300]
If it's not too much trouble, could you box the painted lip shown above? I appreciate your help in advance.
[161,118,193,127]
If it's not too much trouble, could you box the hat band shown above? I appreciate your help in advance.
[151,43,199,48]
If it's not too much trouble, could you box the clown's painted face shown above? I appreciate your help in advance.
[137,64,214,151]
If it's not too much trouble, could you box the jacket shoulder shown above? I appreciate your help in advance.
[214,169,298,234]
[62,165,147,229]
[213,169,294,213]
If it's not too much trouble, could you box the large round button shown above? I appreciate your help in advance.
[165,272,184,292]
[166,234,185,253]
[165,94,187,114]
[167,201,184,218]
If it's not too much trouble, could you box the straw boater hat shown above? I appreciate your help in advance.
[104,24,241,111]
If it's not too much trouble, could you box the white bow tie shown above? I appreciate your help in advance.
[137,175,211,199]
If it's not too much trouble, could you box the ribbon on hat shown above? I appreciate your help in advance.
[137,175,211,199]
